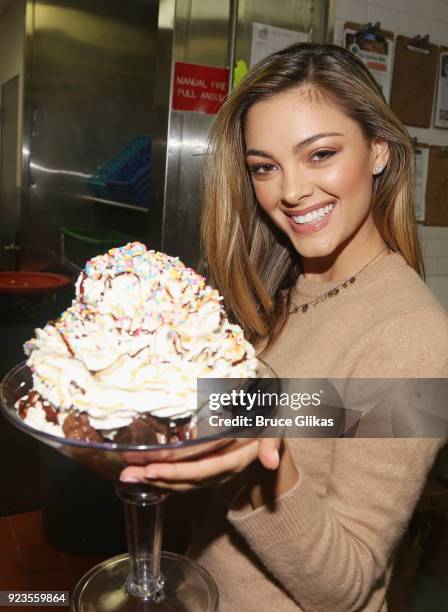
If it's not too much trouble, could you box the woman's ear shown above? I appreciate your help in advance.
[371,138,390,175]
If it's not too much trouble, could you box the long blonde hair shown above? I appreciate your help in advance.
[201,43,422,347]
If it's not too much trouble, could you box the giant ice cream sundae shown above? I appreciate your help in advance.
[16,242,257,444]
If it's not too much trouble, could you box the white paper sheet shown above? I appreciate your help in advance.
[414,146,429,222]
[250,22,308,67]
[344,28,394,104]
[435,52,448,128]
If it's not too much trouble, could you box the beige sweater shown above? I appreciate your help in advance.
[189,252,448,612]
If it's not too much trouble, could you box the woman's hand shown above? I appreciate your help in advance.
[120,438,282,493]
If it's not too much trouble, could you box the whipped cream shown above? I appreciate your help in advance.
[23,243,257,433]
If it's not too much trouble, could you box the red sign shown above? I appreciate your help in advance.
[172,62,229,115]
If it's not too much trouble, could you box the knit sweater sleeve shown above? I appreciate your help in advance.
[227,308,448,612]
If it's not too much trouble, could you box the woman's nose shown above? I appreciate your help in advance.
[281,171,312,205]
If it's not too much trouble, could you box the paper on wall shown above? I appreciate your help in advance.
[434,51,448,128]
[413,146,429,222]
[344,28,394,104]
[250,22,308,67]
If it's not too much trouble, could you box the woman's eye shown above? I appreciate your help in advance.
[248,163,277,176]
[310,150,336,164]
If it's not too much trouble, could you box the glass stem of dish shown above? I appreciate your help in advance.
[116,483,169,601]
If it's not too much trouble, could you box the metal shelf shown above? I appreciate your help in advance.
[75,194,149,213]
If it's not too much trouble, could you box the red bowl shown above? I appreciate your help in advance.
[0,272,72,295]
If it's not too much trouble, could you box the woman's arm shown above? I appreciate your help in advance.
[120,438,287,491]
[228,437,443,612]
[242,441,299,510]
[227,309,448,611]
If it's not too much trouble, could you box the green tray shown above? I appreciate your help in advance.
[61,227,133,268]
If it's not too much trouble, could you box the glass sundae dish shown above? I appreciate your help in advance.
[0,244,277,611]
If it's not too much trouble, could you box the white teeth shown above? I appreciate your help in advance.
[291,203,335,225]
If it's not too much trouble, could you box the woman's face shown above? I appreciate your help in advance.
[244,88,389,267]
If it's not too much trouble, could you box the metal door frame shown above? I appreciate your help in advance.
[0,74,21,269]
[0,74,20,188]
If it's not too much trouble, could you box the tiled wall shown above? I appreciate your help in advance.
[334,0,448,308]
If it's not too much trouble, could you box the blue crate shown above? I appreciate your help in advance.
[107,165,150,204]
[87,136,151,205]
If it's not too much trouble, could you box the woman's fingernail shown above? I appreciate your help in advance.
[120,476,139,483]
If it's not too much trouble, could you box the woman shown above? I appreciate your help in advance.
[121,44,448,611]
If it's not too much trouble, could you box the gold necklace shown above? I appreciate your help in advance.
[290,245,390,314]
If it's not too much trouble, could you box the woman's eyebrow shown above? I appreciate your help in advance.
[245,148,271,158]
[245,132,343,158]
[292,132,343,152]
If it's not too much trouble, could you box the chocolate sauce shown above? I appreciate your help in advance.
[78,272,86,301]
[42,401,59,425]
[63,411,103,443]
[59,331,75,356]
[18,389,194,445]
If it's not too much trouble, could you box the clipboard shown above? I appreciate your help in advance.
[424,145,448,226]
[344,21,394,46]
[343,22,394,103]
[390,35,438,127]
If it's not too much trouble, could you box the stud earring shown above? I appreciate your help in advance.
[374,164,383,175]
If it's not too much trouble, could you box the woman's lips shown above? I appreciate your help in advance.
[286,203,336,235]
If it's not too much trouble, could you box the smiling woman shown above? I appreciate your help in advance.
[122,43,448,612]
[202,43,419,347]
[244,92,389,265]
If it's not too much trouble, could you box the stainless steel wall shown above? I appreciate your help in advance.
[21,0,167,269]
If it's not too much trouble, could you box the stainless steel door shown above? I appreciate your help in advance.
[0,75,20,270]
[21,0,168,269]
[162,0,230,266]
